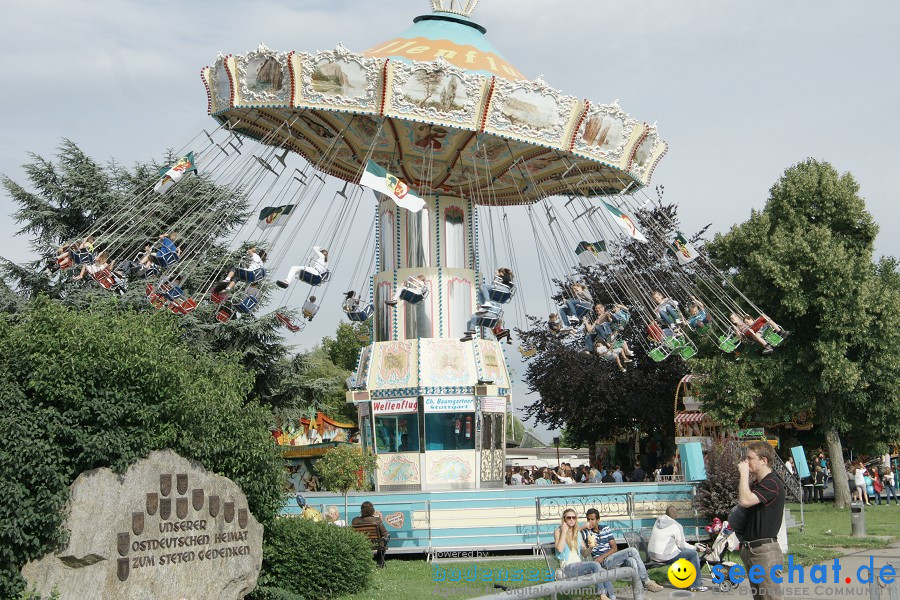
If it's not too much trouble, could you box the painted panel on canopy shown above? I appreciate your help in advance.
[474,340,509,388]
[571,102,642,167]
[295,47,381,114]
[484,77,583,149]
[628,126,667,185]
[419,338,476,387]
[369,339,418,389]
[211,56,236,115]
[384,60,489,130]
[233,45,292,108]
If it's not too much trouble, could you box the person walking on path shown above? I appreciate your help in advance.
[738,441,785,600]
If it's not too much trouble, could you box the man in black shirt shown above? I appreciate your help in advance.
[738,441,785,600]
[631,461,646,482]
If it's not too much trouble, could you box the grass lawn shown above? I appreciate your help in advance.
[338,502,899,599]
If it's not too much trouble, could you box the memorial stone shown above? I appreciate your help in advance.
[22,450,263,600]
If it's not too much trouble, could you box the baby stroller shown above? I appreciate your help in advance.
[699,518,742,592]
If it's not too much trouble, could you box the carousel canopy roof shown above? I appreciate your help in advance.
[201,2,668,205]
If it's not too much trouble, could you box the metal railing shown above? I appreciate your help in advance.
[722,439,802,502]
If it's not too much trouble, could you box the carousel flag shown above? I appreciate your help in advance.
[602,201,647,243]
[257,204,296,230]
[360,160,425,212]
[668,231,700,264]
[153,152,197,195]
[575,240,612,266]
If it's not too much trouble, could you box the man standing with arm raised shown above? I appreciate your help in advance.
[738,441,785,600]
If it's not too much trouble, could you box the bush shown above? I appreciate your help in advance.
[254,517,375,599]
[693,445,741,521]
[0,299,284,596]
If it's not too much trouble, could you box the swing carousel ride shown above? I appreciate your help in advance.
[47,1,787,496]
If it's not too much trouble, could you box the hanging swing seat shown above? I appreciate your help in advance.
[236,295,259,313]
[763,328,785,346]
[235,267,266,283]
[399,285,428,304]
[488,279,516,304]
[356,332,371,342]
[518,346,538,359]
[69,249,95,266]
[216,306,234,323]
[475,304,503,329]
[56,254,73,270]
[718,335,741,353]
[210,289,228,304]
[678,341,698,360]
[91,269,117,290]
[275,312,304,332]
[169,298,198,315]
[297,267,330,286]
[149,250,179,268]
[572,301,592,319]
[160,285,185,302]
[346,303,375,322]
[648,346,671,362]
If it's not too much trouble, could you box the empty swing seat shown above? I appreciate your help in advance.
[718,335,741,353]
[236,295,259,313]
[347,303,375,322]
[235,267,265,283]
[160,286,185,302]
[488,280,516,304]
[210,290,228,304]
[275,312,303,332]
[518,346,538,359]
[475,304,503,329]
[216,306,234,323]
[169,298,198,315]
[92,269,116,290]
[648,346,671,362]
[399,286,428,304]
[150,250,179,268]
[763,328,785,346]
[297,268,330,286]
[69,249,95,266]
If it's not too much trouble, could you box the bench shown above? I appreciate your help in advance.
[352,522,388,568]
[622,530,669,570]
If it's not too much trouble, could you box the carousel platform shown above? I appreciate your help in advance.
[285,481,703,558]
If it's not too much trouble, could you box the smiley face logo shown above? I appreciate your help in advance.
[667,558,696,589]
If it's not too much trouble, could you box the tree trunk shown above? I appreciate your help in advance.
[826,428,851,508]
[589,442,598,469]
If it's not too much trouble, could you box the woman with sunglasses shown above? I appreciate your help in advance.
[554,509,615,600]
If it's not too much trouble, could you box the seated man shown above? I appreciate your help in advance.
[581,508,664,593]
[302,296,319,321]
[351,501,390,568]
[647,506,709,592]
[384,275,427,306]
[277,246,328,288]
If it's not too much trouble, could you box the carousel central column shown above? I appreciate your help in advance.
[350,191,510,491]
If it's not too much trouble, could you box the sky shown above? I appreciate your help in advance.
[1,0,898,441]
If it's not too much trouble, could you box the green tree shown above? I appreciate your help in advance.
[697,159,900,508]
[0,297,284,596]
[314,445,378,526]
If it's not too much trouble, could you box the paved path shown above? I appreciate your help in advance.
[616,541,900,600]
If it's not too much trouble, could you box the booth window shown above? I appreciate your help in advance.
[374,414,420,453]
[425,412,476,451]
[481,413,503,451]
[362,416,373,453]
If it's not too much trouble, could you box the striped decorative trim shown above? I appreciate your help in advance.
[569,100,591,152]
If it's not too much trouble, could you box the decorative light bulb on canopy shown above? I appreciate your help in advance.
[201,1,667,492]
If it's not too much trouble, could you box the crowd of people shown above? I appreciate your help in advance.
[505,460,678,486]
[785,450,899,506]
